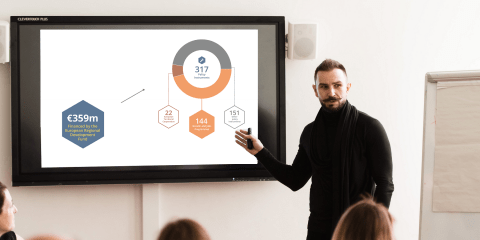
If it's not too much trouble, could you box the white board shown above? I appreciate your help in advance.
[420,70,480,240]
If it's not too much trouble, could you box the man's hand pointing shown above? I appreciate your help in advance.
[235,129,264,155]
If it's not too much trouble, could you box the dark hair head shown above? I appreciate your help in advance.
[157,218,211,240]
[314,59,347,82]
[332,195,394,240]
[0,181,7,215]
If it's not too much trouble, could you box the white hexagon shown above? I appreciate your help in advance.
[224,106,245,129]
[158,105,179,128]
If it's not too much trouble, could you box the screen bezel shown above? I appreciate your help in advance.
[10,16,286,186]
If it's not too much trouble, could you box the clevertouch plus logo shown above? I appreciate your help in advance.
[17,17,48,21]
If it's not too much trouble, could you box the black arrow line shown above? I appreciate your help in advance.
[121,89,145,103]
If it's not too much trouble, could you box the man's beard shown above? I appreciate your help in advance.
[320,97,346,112]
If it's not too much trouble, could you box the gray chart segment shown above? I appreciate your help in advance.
[173,39,231,69]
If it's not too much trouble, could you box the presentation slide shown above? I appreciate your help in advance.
[40,29,258,168]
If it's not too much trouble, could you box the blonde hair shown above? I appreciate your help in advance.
[331,196,394,240]
[157,218,210,240]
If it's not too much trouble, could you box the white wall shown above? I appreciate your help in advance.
[1,0,480,239]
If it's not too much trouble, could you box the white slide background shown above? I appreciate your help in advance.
[40,29,258,167]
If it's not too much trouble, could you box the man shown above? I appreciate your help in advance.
[235,59,394,240]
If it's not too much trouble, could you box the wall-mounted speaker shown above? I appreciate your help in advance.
[0,20,10,63]
[287,22,317,60]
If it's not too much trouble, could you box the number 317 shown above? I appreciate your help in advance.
[195,66,208,73]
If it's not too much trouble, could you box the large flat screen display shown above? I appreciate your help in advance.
[11,16,286,186]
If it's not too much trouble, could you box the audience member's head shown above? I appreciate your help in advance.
[331,196,395,240]
[0,181,18,236]
[158,218,210,240]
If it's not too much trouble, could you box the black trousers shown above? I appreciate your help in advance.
[307,229,333,240]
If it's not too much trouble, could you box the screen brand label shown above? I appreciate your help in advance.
[17,17,48,21]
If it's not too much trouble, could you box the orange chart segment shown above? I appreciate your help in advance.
[172,65,183,77]
[173,69,231,99]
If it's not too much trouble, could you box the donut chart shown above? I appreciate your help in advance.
[163,38,252,139]
[172,39,232,99]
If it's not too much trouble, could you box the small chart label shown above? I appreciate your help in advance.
[159,105,179,128]
[189,110,215,139]
[224,106,245,129]
[183,50,221,88]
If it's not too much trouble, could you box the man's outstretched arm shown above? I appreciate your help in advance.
[235,129,312,191]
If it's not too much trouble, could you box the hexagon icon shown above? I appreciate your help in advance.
[159,105,179,128]
[224,106,245,129]
[189,110,215,139]
[62,100,104,148]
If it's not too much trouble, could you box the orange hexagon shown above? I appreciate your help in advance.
[189,110,215,139]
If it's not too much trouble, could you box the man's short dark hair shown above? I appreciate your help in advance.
[314,59,347,82]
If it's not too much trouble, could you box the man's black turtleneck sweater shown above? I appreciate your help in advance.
[254,104,394,238]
